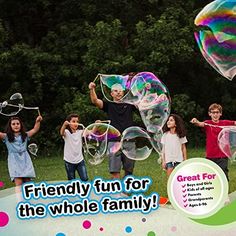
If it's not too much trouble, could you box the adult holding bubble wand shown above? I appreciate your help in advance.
[89,76,137,180]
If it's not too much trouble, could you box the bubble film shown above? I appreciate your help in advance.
[96,72,171,161]
[99,72,170,132]
[0,93,24,116]
[149,130,163,154]
[121,127,153,160]
[194,0,236,80]
[100,74,135,103]
[84,123,121,162]
[218,127,236,160]
[28,143,38,156]
[84,144,105,165]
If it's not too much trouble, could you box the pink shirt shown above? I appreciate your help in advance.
[204,120,235,158]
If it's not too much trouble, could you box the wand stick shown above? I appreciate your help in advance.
[93,74,100,83]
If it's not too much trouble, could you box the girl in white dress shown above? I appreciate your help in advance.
[161,114,187,177]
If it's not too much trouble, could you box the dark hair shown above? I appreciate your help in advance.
[66,113,79,133]
[162,114,186,138]
[5,117,27,142]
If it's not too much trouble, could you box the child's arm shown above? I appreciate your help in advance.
[27,116,43,138]
[161,150,166,170]
[82,120,100,138]
[89,82,103,109]
[60,121,70,137]
[0,132,6,140]
[182,143,187,161]
[190,118,205,127]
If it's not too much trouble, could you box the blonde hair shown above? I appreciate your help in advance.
[208,103,222,113]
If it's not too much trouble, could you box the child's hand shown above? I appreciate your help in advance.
[36,116,43,123]
[95,120,101,123]
[89,82,96,90]
[63,121,70,127]
[190,118,198,124]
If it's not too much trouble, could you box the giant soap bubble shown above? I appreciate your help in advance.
[97,72,170,160]
[100,72,171,135]
[194,0,236,80]
[84,122,121,165]
[218,127,236,161]
[120,126,153,161]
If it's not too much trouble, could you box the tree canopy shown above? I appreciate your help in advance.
[0,0,235,152]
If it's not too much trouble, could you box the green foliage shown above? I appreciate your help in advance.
[172,93,203,119]
[171,94,204,147]
[63,91,106,126]
[1,148,236,195]
[0,0,236,154]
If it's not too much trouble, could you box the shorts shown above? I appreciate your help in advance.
[165,161,181,169]
[107,141,135,174]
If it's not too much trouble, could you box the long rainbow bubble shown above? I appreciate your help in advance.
[194,0,236,80]
[218,127,236,160]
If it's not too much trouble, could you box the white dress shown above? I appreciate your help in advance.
[3,134,35,181]
[161,132,187,163]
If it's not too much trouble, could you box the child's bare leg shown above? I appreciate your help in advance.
[14,178,23,202]
[166,168,174,177]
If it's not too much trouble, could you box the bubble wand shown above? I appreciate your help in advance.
[93,74,101,83]
[0,102,41,116]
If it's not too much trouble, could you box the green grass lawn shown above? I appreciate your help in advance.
[1,148,236,196]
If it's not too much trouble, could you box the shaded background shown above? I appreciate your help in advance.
[0,0,236,154]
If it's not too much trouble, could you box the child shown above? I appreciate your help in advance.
[60,113,88,181]
[191,103,236,181]
[0,115,42,186]
[161,114,187,177]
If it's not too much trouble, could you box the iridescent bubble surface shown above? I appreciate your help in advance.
[84,123,121,163]
[218,127,236,160]
[96,72,171,161]
[121,127,153,160]
[194,0,236,80]
[0,93,24,116]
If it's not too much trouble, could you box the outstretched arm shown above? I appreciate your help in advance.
[88,82,103,109]
[182,143,187,160]
[60,121,70,137]
[27,116,43,138]
[161,146,166,170]
[190,118,205,127]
